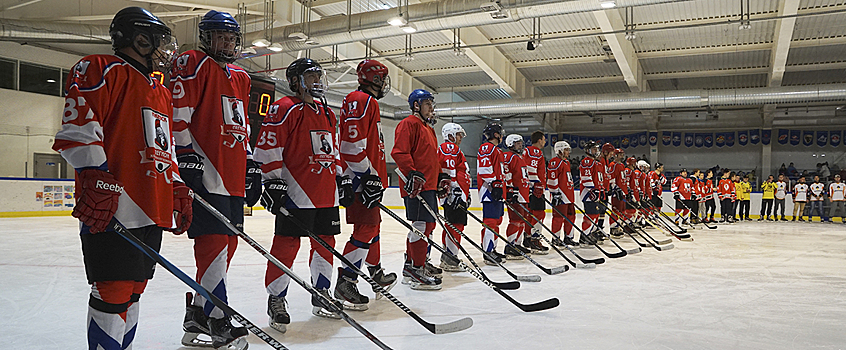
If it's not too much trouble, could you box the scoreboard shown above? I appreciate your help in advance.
[247,74,276,148]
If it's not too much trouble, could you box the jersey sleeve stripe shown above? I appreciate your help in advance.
[340,139,367,155]
[59,144,107,170]
[55,121,104,145]
[254,146,284,166]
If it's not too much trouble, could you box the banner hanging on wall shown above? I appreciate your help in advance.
[817,131,828,147]
[695,133,704,147]
[750,129,760,144]
[715,133,726,147]
[684,133,694,147]
[738,130,748,146]
[704,133,714,148]
[662,131,672,146]
[572,135,580,149]
[638,132,648,146]
[790,130,801,146]
[649,132,658,146]
[802,130,814,146]
[762,129,771,145]
[630,134,639,147]
[831,131,842,147]
[672,132,682,147]
[725,132,735,147]
[777,129,789,145]
[550,133,558,144]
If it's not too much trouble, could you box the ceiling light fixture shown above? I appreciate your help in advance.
[387,16,407,26]
[600,1,616,9]
[46,79,56,83]
[401,23,417,33]
[252,39,270,47]
[267,44,283,52]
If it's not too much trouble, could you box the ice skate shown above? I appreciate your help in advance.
[424,259,443,278]
[334,274,369,311]
[267,295,290,333]
[367,264,398,300]
[439,253,463,272]
[207,316,248,350]
[402,262,442,290]
[311,289,342,319]
[181,293,213,348]
[523,237,549,255]
[504,244,525,260]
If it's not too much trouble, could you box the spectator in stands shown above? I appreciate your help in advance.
[778,164,787,176]
[787,162,798,180]
[820,162,831,181]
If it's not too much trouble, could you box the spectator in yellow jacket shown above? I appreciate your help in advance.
[736,176,752,220]
[759,175,777,221]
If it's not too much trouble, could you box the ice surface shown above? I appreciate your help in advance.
[1,211,845,349]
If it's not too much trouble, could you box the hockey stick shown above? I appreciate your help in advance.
[630,201,692,242]
[601,203,675,251]
[108,220,288,350]
[675,198,717,230]
[194,195,472,335]
[644,203,690,236]
[554,198,641,256]
[394,170,521,289]
[502,201,598,268]
[189,201,391,349]
[379,204,559,312]
[464,207,569,275]
[513,201,606,265]
[654,201,690,233]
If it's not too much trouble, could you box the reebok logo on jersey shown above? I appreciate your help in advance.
[96,180,124,193]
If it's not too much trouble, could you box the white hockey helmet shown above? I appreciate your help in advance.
[637,160,649,169]
[554,141,571,154]
[441,122,465,142]
[505,134,524,148]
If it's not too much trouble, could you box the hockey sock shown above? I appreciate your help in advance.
[505,221,523,243]
[364,234,381,267]
[582,214,598,234]
[481,217,501,252]
[442,224,463,257]
[309,235,335,290]
[192,234,234,318]
[342,224,378,278]
[122,281,146,350]
[266,235,300,297]
[407,221,434,267]
[87,280,134,350]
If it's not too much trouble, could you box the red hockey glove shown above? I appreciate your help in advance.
[404,170,426,197]
[506,186,519,204]
[73,169,123,234]
[532,183,544,198]
[490,180,504,201]
[436,173,451,199]
[170,182,194,235]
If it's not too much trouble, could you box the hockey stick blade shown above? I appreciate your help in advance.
[516,275,543,283]
[430,317,474,334]
[194,195,470,336]
[656,243,675,251]
[109,221,288,350]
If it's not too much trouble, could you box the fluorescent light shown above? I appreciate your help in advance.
[46,79,56,83]
[252,39,270,47]
[387,16,407,26]
[267,44,283,52]
[401,23,417,33]
[600,1,616,8]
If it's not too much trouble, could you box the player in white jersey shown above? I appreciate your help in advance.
[828,174,845,223]
[808,175,827,222]
[792,176,809,221]
[774,174,789,221]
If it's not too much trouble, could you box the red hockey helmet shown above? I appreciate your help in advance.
[614,148,624,155]
[601,142,615,155]
[626,157,637,167]
[357,59,390,99]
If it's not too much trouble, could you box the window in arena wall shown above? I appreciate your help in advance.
[0,57,16,90]
[61,69,70,96]
[19,62,60,96]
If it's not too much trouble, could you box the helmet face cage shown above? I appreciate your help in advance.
[301,66,327,98]
[554,141,571,156]
[357,60,391,99]
[150,32,178,73]
[585,142,600,157]
[505,134,524,149]
[442,122,465,142]
[199,29,242,64]
[482,123,504,141]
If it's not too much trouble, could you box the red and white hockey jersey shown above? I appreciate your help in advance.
[254,97,341,209]
[170,50,251,197]
[391,115,439,197]
[580,157,604,190]
[629,169,643,199]
[439,141,470,204]
[672,176,693,200]
[523,145,546,189]
[610,161,627,194]
[718,178,735,200]
[339,90,387,191]
[649,171,667,195]
[503,151,530,203]
[53,54,179,229]
[547,157,574,203]
[477,141,505,202]
[702,179,715,200]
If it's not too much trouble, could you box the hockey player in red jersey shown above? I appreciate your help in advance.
[625,157,642,226]
[170,11,251,348]
[391,89,445,290]
[522,131,550,254]
[548,141,579,247]
[649,163,667,209]
[672,168,694,224]
[334,59,397,310]
[638,161,653,223]
[255,58,345,332]
[580,141,606,243]
[52,7,188,350]
[608,149,628,236]
[438,122,471,271]
[593,142,615,240]
[477,123,508,265]
[503,134,533,259]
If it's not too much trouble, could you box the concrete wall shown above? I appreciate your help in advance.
[0,89,65,177]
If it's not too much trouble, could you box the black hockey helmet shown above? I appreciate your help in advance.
[679,168,688,175]
[286,58,325,98]
[654,162,663,169]
[584,140,600,157]
[110,7,176,72]
[482,122,504,141]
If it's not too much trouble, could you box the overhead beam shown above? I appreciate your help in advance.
[126,0,265,16]
[532,76,624,86]
[593,8,645,92]
[644,67,770,80]
[409,66,481,77]
[769,0,801,87]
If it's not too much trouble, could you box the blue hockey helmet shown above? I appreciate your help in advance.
[408,89,434,111]
[199,10,242,63]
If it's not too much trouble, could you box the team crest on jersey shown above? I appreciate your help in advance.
[309,130,336,173]
[176,54,190,71]
[377,121,385,158]
[220,95,248,147]
[73,60,90,80]
[141,107,173,173]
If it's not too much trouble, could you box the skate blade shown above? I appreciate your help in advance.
[440,263,464,272]
[312,306,342,319]
[373,278,398,300]
[505,255,524,260]
[268,319,287,333]
[531,249,550,255]
[409,282,442,291]
[214,337,248,350]
[182,332,215,348]
[339,300,369,311]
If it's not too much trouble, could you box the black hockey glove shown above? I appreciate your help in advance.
[245,159,262,207]
[551,191,564,206]
[673,192,681,201]
[614,187,625,200]
[404,170,426,197]
[506,186,519,204]
[261,179,288,215]
[177,152,205,192]
[360,174,384,209]
[436,173,451,199]
[491,180,504,201]
[446,186,466,210]
[337,175,354,207]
